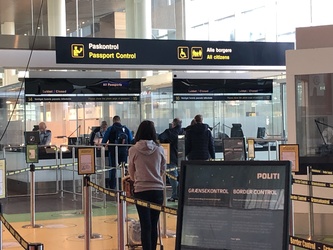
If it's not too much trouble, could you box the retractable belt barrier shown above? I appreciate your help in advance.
[292,178,333,188]
[0,206,43,250]
[290,194,333,206]
[88,181,178,215]
[289,235,333,250]
[290,166,333,249]
[5,163,113,176]
[165,166,180,181]
[6,163,72,176]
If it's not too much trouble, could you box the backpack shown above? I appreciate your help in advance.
[112,125,129,144]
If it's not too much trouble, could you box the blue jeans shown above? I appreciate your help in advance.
[108,147,127,190]
[134,190,163,250]
[167,164,178,199]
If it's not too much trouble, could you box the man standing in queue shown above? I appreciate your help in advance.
[185,114,215,160]
[102,115,133,189]
[158,118,184,202]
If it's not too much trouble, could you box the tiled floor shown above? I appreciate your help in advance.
[1,192,178,249]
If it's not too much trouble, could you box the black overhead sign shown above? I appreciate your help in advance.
[173,78,273,101]
[55,37,293,67]
[24,78,141,103]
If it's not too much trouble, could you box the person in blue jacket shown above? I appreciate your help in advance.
[102,115,133,189]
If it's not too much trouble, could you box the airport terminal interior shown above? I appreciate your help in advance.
[1,0,333,249]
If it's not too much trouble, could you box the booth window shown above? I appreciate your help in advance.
[295,74,333,156]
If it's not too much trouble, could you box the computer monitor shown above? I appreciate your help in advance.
[230,123,244,138]
[222,137,246,161]
[68,137,82,145]
[257,127,266,139]
[24,131,40,145]
[91,126,100,132]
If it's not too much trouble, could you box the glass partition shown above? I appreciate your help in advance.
[141,76,286,140]
[0,74,286,151]
[295,74,333,156]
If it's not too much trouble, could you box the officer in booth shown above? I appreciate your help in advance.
[38,122,52,146]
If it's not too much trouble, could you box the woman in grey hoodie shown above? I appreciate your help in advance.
[128,120,166,250]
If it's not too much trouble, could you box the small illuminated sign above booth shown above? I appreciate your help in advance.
[173,79,273,101]
[24,78,141,103]
[55,37,293,68]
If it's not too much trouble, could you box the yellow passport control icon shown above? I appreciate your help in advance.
[71,44,84,58]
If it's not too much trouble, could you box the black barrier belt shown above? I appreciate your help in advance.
[6,163,74,176]
[165,167,180,172]
[165,171,177,181]
[293,178,333,188]
[88,181,178,216]
[290,235,333,249]
[165,167,180,180]
[311,169,333,175]
[0,214,29,249]
[290,194,333,206]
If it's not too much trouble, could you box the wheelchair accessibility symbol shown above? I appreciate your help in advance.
[71,44,84,58]
[177,46,189,60]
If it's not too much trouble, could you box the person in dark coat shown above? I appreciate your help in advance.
[185,114,215,160]
[158,118,184,202]
[102,115,133,189]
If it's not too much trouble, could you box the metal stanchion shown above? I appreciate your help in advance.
[28,243,44,250]
[0,204,2,250]
[55,146,60,193]
[115,145,119,191]
[162,174,175,238]
[72,147,77,201]
[275,140,279,160]
[79,175,102,241]
[117,191,126,250]
[59,146,64,198]
[267,142,271,160]
[23,164,43,229]
[101,147,107,208]
[307,165,314,239]
[83,175,91,250]
[161,174,167,238]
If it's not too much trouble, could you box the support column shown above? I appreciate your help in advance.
[175,0,185,40]
[126,0,152,78]
[126,0,152,39]
[47,0,66,36]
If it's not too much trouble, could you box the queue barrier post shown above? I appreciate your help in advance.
[307,165,314,239]
[0,203,2,250]
[72,147,77,201]
[23,164,43,229]
[117,190,126,250]
[28,243,44,250]
[83,175,92,250]
[101,146,107,208]
[59,145,65,198]
[161,174,167,238]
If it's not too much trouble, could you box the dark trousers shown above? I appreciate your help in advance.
[108,147,127,189]
[134,190,163,250]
